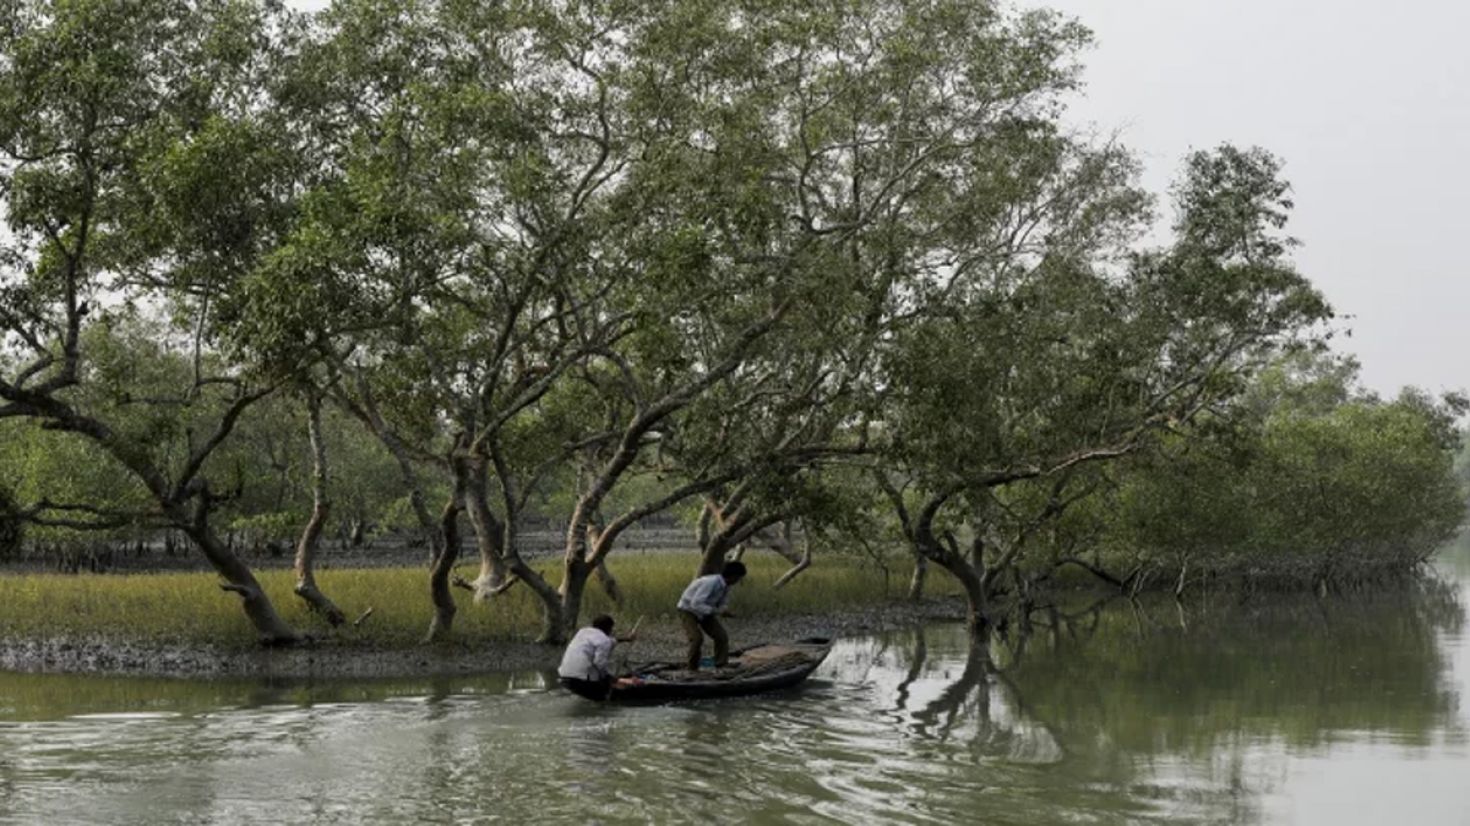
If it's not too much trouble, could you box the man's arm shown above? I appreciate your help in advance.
[592,639,613,676]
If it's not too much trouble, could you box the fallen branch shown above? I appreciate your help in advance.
[352,607,375,629]
[453,572,522,596]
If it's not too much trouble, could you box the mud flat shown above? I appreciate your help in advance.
[0,597,965,679]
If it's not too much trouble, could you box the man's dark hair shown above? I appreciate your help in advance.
[721,561,747,580]
[591,614,615,634]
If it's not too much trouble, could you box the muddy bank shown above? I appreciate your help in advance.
[0,597,966,680]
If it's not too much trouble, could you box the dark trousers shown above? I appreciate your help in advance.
[560,675,613,701]
[680,610,729,670]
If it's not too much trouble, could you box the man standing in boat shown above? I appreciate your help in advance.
[558,614,637,700]
[676,561,747,671]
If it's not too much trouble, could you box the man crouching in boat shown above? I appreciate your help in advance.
[677,561,747,671]
[558,614,637,700]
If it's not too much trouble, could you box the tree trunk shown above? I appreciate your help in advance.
[697,533,734,577]
[578,521,624,606]
[479,447,564,643]
[907,552,928,601]
[294,394,345,626]
[772,546,812,589]
[750,521,813,589]
[339,377,440,562]
[592,559,623,606]
[18,389,297,641]
[425,453,467,643]
[912,493,988,637]
[772,529,812,590]
[557,556,592,643]
[497,554,562,644]
[184,522,300,644]
[878,473,926,600]
[933,546,988,635]
[551,347,769,639]
[463,456,509,601]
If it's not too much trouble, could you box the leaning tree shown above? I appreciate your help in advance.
[880,145,1333,635]
[0,0,310,641]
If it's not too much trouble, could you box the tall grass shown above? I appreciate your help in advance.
[0,552,944,649]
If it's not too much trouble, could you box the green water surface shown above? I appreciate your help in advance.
[3,555,1469,824]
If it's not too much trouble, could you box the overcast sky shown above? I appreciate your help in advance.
[1040,0,1470,396]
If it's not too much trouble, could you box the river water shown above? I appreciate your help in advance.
[4,553,1470,824]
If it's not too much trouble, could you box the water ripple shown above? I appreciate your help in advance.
[5,592,1470,826]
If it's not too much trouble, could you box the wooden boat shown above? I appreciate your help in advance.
[600,637,834,703]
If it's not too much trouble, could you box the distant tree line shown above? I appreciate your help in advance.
[0,0,1461,644]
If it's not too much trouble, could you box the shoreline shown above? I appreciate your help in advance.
[0,597,967,680]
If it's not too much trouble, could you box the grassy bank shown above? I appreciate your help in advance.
[0,553,944,649]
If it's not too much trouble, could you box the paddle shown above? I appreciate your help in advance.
[618,615,643,643]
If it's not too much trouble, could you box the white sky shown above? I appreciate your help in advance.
[1040,0,1470,396]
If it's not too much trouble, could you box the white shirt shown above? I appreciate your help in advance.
[677,574,730,619]
[558,627,616,680]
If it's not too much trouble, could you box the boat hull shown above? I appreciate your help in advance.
[600,637,833,703]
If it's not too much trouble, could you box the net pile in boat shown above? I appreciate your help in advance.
[647,651,815,683]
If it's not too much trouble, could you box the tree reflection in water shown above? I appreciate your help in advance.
[1006,574,1465,756]
[854,572,1467,815]
[887,623,1066,763]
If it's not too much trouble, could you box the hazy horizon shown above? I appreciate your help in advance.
[1044,0,1470,397]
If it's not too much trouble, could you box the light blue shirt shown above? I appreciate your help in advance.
[558,627,616,680]
[677,574,730,619]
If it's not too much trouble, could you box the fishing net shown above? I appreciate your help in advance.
[630,647,820,684]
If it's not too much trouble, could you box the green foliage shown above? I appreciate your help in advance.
[378,495,435,535]
[874,141,1337,616]
[206,392,409,539]
[0,417,151,541]
[0,0,1455,645]
[0,0,306,590]
[227,511,298,551]
[1106,358,1466,581]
